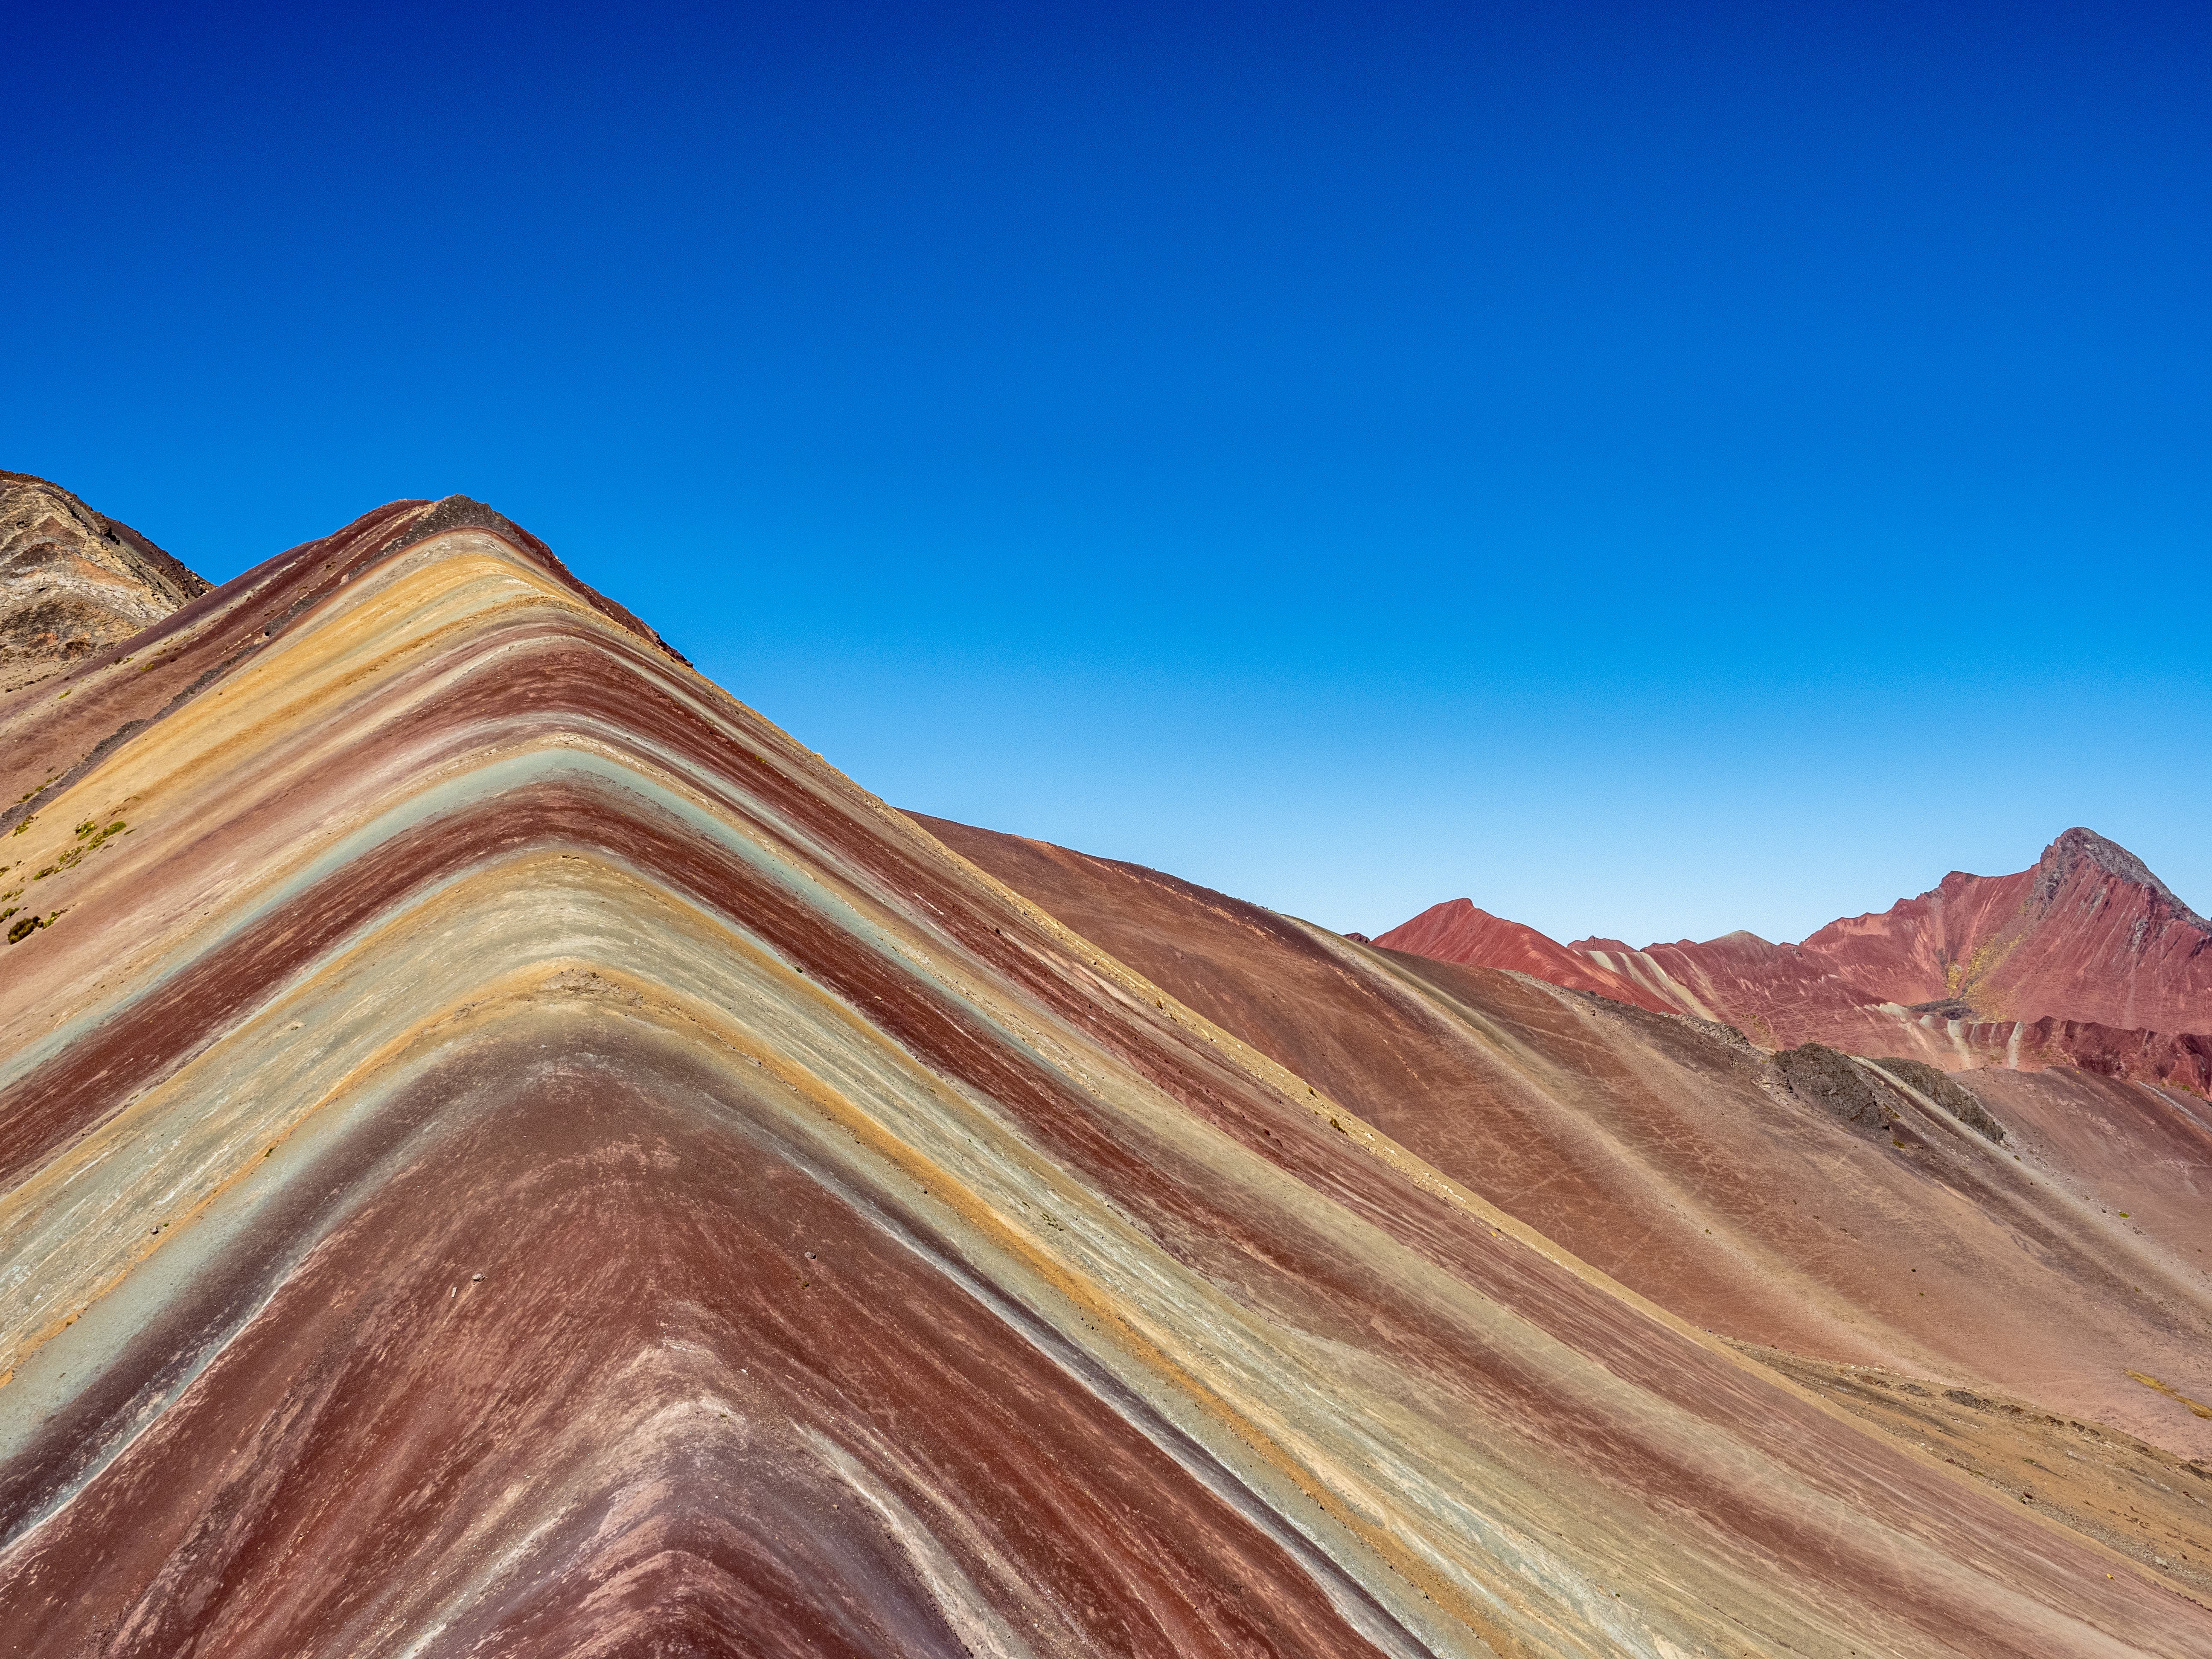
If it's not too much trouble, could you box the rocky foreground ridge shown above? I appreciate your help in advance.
[0,484,2206,1656]
[1380,831,2212,1094]
[0,472,210,695]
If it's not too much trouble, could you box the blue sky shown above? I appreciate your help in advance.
[8,1,2207,944]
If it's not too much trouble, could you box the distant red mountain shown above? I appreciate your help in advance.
[1800,828,2212,1029]
[1370,899,1676,1010]
[1377,829,2212,1089]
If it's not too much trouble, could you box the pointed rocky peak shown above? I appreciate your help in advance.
[2035,828,2207,933]
[2,471,210,693]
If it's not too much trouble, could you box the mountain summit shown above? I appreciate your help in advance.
[1799,827,2212,1031]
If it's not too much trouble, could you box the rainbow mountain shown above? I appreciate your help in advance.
[0,497,2205,1656]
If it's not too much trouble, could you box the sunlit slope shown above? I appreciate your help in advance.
[0,502,2200,1657]
[0,470,210,696]
[922,818,2212,1464]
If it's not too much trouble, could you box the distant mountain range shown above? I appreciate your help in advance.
[1377,829,2212,1094]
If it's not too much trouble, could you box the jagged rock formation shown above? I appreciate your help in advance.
[3,496,2206,1654]
[1772,1041,1904,1135]
[1379,831,2212,1089]
[0,472,210,694]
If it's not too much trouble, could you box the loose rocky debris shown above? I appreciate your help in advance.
[1773,1042,1899,1135]
[1873,1055,2008,1143]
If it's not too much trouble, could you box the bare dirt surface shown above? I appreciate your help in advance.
[1742,1341,2212,1605]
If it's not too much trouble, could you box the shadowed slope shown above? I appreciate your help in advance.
[0,505,2205,1656]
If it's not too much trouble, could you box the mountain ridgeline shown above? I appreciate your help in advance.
[1378,830,2212,1094]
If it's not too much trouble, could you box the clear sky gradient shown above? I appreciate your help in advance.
[9,1,2207,944]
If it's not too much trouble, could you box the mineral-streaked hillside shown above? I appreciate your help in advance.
[0,498,2206,1655]
[1380,833,2212,1092]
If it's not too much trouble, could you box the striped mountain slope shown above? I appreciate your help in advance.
[0,499,2204,1656]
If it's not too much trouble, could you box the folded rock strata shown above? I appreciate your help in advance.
[0,499,2204,1655]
